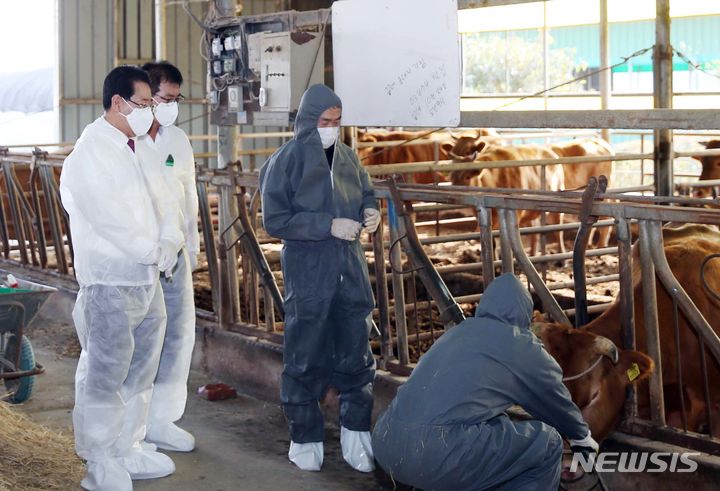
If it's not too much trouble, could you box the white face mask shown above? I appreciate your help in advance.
[317,126,340,149]
[121,98,154,136]
[153,100,179,127]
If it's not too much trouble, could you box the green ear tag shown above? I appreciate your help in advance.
[165,154,175,167]
[627,362,640,382]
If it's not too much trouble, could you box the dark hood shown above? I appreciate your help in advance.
[294,84,342,142]
[474,273,533,329]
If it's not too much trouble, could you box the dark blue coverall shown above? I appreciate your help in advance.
[372,273,589,490]
[259,84,377,444]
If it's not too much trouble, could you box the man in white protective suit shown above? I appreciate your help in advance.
[60,65,184,490]
[138,60,199,453]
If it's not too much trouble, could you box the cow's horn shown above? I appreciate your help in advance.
[446,129,459,142]
[448,150,461,160]
[593,336,619,364]
[469,151,478,161]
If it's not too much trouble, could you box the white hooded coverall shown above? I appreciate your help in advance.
[139,124,199,428]
[60,116,183,490]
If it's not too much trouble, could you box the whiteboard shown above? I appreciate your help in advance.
[332,0,461,128]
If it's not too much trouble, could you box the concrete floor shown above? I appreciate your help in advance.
[10,270,720,491]
[15,315,389,491]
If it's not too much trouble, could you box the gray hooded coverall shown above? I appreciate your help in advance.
[259,84,377,444]
[372,273,588,490]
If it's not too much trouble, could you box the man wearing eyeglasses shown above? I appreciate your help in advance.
[136,61,199,454]
[60,65,184,490]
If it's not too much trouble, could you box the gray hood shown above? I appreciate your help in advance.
[474,273,533,329]
[294,84,342,142]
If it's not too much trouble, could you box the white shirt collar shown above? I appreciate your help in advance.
[96,115,135,151]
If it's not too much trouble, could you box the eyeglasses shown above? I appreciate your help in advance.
[154,93,186,104]
[125,98,156,110]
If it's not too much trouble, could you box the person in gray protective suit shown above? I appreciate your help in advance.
[372,273,599,490]
[259,84,380,473]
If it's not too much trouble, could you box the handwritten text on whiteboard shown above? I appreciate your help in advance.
[384,59,449,122]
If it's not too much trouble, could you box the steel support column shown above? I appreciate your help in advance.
[653,0,673,196]
[217,125,241,327]
[600,0,611,142]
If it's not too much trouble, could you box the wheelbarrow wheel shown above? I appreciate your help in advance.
[3,334,36,403]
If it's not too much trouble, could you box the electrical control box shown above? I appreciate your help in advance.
[207,10,330,127]
[259,32,323,114]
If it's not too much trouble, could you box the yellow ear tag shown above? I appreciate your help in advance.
[627,362,640,382]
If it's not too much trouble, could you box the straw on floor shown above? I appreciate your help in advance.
[0,401,84,490]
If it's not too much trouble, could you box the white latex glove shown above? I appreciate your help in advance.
[362,208,381,234]
[158,240,180,273]
[331,218,362,241]
[569,431,599,457]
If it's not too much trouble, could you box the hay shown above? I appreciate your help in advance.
[0,402,85,490]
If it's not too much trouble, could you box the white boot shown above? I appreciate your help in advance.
[288,441,323,471]
[81,458,132,491]
[118,448,176,480]
[340,427,375,472]
[146,421,195,452]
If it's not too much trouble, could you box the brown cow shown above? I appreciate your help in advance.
[446,140,565,253]
[357,129,450,184]
[357,128,501,184]
[447,141,564,191]
[536,223,720,437]
[534,323,653,441]
[692,140,720,199]
[550,138,614,192]
[551,138,615,248]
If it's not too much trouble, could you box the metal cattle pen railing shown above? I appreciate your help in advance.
[0,148,72,273]
[197,165,720,454]
[372,180,720,456]
[2,144,720,456]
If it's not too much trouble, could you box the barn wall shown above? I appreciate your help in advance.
[58,0,114,142]
[58,0,331,161]
[231,0,325,170]
[58,0,210,154]
[164,0,210,158]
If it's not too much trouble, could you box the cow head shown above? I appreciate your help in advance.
[442,135,490,162]
[692,140,720,198]
[444,136,491,186]
[533,323,654,440]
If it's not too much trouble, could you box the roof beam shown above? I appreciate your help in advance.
[459,109,720,130]
[458,0,552,10]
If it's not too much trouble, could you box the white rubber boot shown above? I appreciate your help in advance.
[146,421,195,452]
[340,427,375,473]
[288,441,324,471]
[81,458,132,491]
[118,448,176,480]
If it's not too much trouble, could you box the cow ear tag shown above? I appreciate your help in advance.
[627,362,640,382]
[165,154,175,167]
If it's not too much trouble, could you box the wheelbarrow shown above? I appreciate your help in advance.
[0,278,55,403]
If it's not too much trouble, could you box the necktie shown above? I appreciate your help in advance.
[127,139,135,153]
